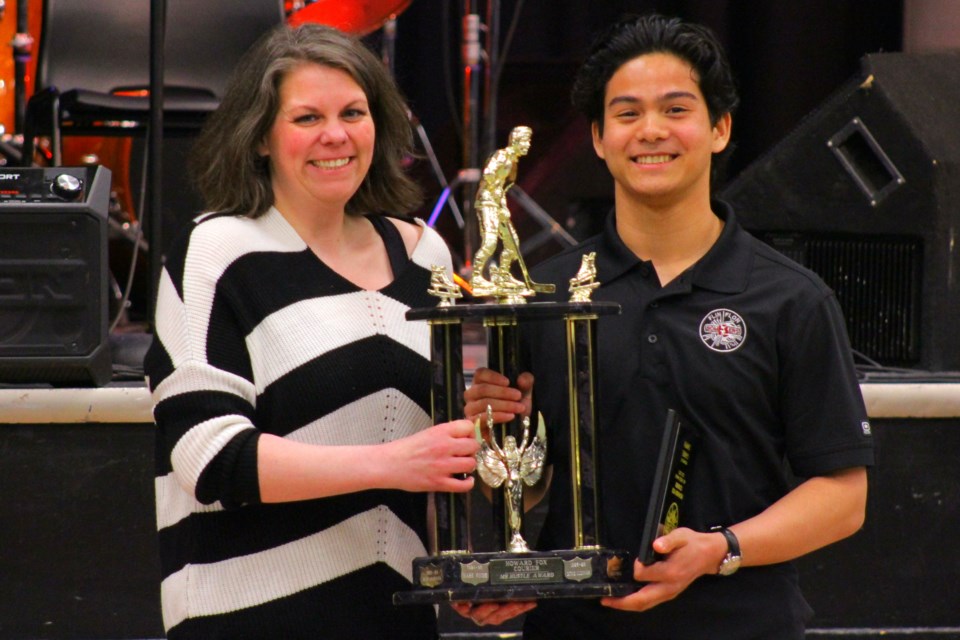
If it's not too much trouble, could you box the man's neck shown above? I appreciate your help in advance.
[614,190,723,286]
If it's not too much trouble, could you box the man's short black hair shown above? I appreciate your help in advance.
[571,13,740,129]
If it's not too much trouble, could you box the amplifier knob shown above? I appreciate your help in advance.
[52,173,83,200]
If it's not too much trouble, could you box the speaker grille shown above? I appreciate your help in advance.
[0,166,112,386]
[760,232,922,365]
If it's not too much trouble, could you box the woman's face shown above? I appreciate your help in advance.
[260,63,375,216]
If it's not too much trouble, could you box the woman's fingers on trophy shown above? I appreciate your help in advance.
[439,472,476,493]
[440,420,479,489]
[443,418,480,462]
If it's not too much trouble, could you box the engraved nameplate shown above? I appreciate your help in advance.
[490,557,565,585]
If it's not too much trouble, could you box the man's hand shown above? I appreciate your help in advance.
[464,368,533,423]
[450,600,537,626]
[600,527,727,612]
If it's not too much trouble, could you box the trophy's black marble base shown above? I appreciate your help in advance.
[394,548,638,604]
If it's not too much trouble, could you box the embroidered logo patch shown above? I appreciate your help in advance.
[699,308,747,352]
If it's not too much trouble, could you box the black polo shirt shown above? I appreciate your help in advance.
[520,202,874,640]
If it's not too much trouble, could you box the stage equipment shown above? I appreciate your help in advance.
[287,0,412,35]
[719,51,960,371]
[18,0,284,319]
[429,1,574,280]
[0,165,113,386]
[395,127,634,606]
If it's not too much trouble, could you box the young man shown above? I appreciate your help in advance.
[458,13,873,639]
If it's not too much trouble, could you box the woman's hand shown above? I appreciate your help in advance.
[382,419,479,493]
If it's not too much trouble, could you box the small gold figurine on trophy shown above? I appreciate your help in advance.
[427,264,463,307]
[470,125,555,303]
[568,252,600,303]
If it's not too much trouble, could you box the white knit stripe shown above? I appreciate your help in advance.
[152,267,196,368]
[181,209,306,364]
[155,391,430,531]
[246,291,429,394]
[410,223,454,274]
[156,472,224,531]
[170,415,255,491]
[152,360,257,407]
[287,389,431,446]
[160,506,425,631]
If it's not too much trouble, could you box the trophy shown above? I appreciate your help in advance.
[394,126,635,604]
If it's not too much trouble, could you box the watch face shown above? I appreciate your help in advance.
[718,555,741,576]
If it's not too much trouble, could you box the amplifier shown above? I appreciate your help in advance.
[0,165,113,386]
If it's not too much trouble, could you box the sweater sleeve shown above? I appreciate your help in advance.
[144,219,262,508]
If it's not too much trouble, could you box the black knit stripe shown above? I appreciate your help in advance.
[206,298,255,382]
[157,489,427,573]
[160,220,199,302]
[165,564,436,639]
[380,262,436,309]
[209,248,359,337]
[154,390,256,476]
[144,331,175,392]
[195,428,261,507]
[255,335,431,435]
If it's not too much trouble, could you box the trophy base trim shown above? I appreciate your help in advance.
[393,548,638,605]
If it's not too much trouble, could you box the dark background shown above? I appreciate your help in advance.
[380,0,904,268]
[134,0,906,326]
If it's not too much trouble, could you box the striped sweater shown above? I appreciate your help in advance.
[144,207,450,639]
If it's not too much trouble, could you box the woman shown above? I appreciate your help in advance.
[144,24,478,639]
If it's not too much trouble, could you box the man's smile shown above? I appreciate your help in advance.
[631,154,675,165]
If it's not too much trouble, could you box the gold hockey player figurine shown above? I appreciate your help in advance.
[470,125,555,303]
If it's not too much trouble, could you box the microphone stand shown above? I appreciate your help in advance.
[147,0,165,325]
[459,0,483,273]
[11,0,32,136]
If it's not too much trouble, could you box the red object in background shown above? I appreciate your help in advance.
[287,0,412,35]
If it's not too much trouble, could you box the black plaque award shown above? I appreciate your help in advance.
[638,409,698,565]
[394,127,636,605]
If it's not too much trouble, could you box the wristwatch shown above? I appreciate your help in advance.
[711,526,741,576]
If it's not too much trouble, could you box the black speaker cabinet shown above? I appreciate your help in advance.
[719,51,960,371]
[0,166,112,386]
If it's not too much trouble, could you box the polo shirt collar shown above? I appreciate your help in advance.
[596,199,752,294]
[689,199,753,294]
[595,207,644,285]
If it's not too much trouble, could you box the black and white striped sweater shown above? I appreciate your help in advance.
[145,206,450,639]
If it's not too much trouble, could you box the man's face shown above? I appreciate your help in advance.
[591,52,731,209]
